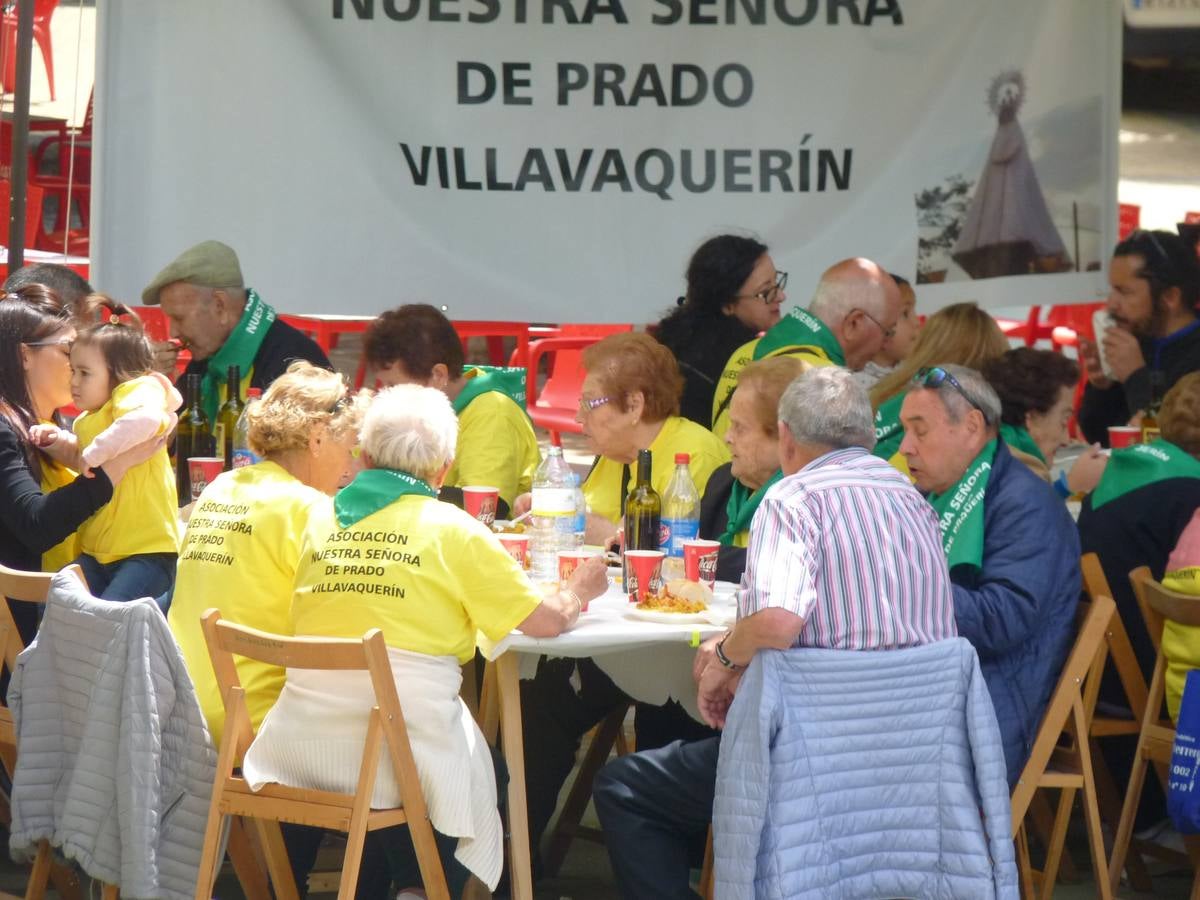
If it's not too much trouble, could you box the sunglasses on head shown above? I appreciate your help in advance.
[914,366,986,417]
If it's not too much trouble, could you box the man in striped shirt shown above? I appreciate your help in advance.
[594,367,957,899]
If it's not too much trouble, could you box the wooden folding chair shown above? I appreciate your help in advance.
[0,563,89,900]
[1079,553,1156,890]
[542,700,632,877]
[195,609,451,900]
[1010,593,1115,900]
[1107,568,1200,898]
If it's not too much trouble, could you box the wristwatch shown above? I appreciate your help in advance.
[714,632,744,671]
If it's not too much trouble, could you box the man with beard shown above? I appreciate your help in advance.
[1078,230,1200,445]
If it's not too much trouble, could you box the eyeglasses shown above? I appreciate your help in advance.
[854,308,896,340]
[914,366,986,418]
[23,338,73,356]
[578,395,613,415]
[735,271,788,305]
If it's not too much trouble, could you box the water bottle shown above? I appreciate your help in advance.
[572,472,587,548]
[662,453,700,558]
[530,444,577,581]
[231,387,262,469]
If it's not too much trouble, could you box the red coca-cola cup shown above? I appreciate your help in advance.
[624,549,665,603]
[463,485,500,525]
[497,533,531,571]
[683,538,721,588]
[187,457,224,501]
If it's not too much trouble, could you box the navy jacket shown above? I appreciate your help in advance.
[950,440,1081,787]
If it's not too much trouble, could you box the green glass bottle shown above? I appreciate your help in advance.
[174,375,194,506]
[625,449,661,552]
[216,365,244,471]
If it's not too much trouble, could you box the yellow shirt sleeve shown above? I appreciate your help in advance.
[111,375,172,434]
[446,392,539,507]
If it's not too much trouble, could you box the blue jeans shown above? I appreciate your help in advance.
[593,737,720,900]
[74,553,176,605]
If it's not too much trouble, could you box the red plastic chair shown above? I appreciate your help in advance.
[30,91,91,254]
[0,0,58,100]
[452,320,530,369]
[524,324,634,442]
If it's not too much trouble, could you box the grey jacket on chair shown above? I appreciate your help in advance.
[713,638,1018,900]
[7,571,216,899]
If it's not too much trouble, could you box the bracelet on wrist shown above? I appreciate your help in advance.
[715,635,744,671]
[563,589,582,619]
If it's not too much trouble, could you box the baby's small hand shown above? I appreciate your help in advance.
[29,424,61,447]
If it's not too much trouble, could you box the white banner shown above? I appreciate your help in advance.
[94,0,1120,321]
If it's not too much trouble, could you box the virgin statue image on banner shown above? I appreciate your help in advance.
[915,70,1101,285]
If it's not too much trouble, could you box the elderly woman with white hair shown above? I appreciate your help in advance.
[242,383,607,897]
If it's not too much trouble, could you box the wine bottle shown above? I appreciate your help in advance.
[174,375,195,506]
[625,449,661,552]
[216,364,244,471]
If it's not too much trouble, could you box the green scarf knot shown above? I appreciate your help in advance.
[451,365,528,416]
[719,469,783,545]
[335,468,437,528]
[998,423,1045,464]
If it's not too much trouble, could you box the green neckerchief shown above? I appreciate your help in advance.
[334,467,437,528]
[872,392,907,461]
[752,307,846,365]
[1090,439,1200,511]
[928,439,997,572]
[200,288,275,422]
[719,469,783,545]
[999,423,1045,464]
[451,365,528,416]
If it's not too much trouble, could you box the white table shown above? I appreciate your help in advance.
[477,580,736,900]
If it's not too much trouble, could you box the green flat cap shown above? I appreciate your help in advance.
[142,240,244,305]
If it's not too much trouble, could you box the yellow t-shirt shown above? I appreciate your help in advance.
[583,416,730,526]
[73,376,180,563]
[39,454,80,572]
[710,337,836,441]
[1162,566,1200,722]
[446,389,539,508]
[168,460,325,745]
[293,493,541,664]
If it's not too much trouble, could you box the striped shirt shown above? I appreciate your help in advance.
[738,447,957,649]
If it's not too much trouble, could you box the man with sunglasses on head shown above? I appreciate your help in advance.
[1078,230,1200,446]
[710,257,903,440]
[899,364,1080,787]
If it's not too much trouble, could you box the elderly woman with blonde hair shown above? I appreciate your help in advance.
[168,360,391,896]
[242,384,607,896]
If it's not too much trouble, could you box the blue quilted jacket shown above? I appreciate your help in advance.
[713,639,1016,899]
[951,440,1080,786]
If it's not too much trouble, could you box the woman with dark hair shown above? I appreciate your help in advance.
[983,347,1081,484]
[0,287,166,642]
[654,234,785,426]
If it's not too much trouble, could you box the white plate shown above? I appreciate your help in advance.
[625,607,712,625]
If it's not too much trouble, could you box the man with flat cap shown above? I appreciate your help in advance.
[144,240,330,420]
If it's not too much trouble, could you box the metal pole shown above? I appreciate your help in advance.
[1073,201,1080,273]
[8,0,34,272]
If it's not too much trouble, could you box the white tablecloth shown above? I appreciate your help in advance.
[482,580,737,720]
